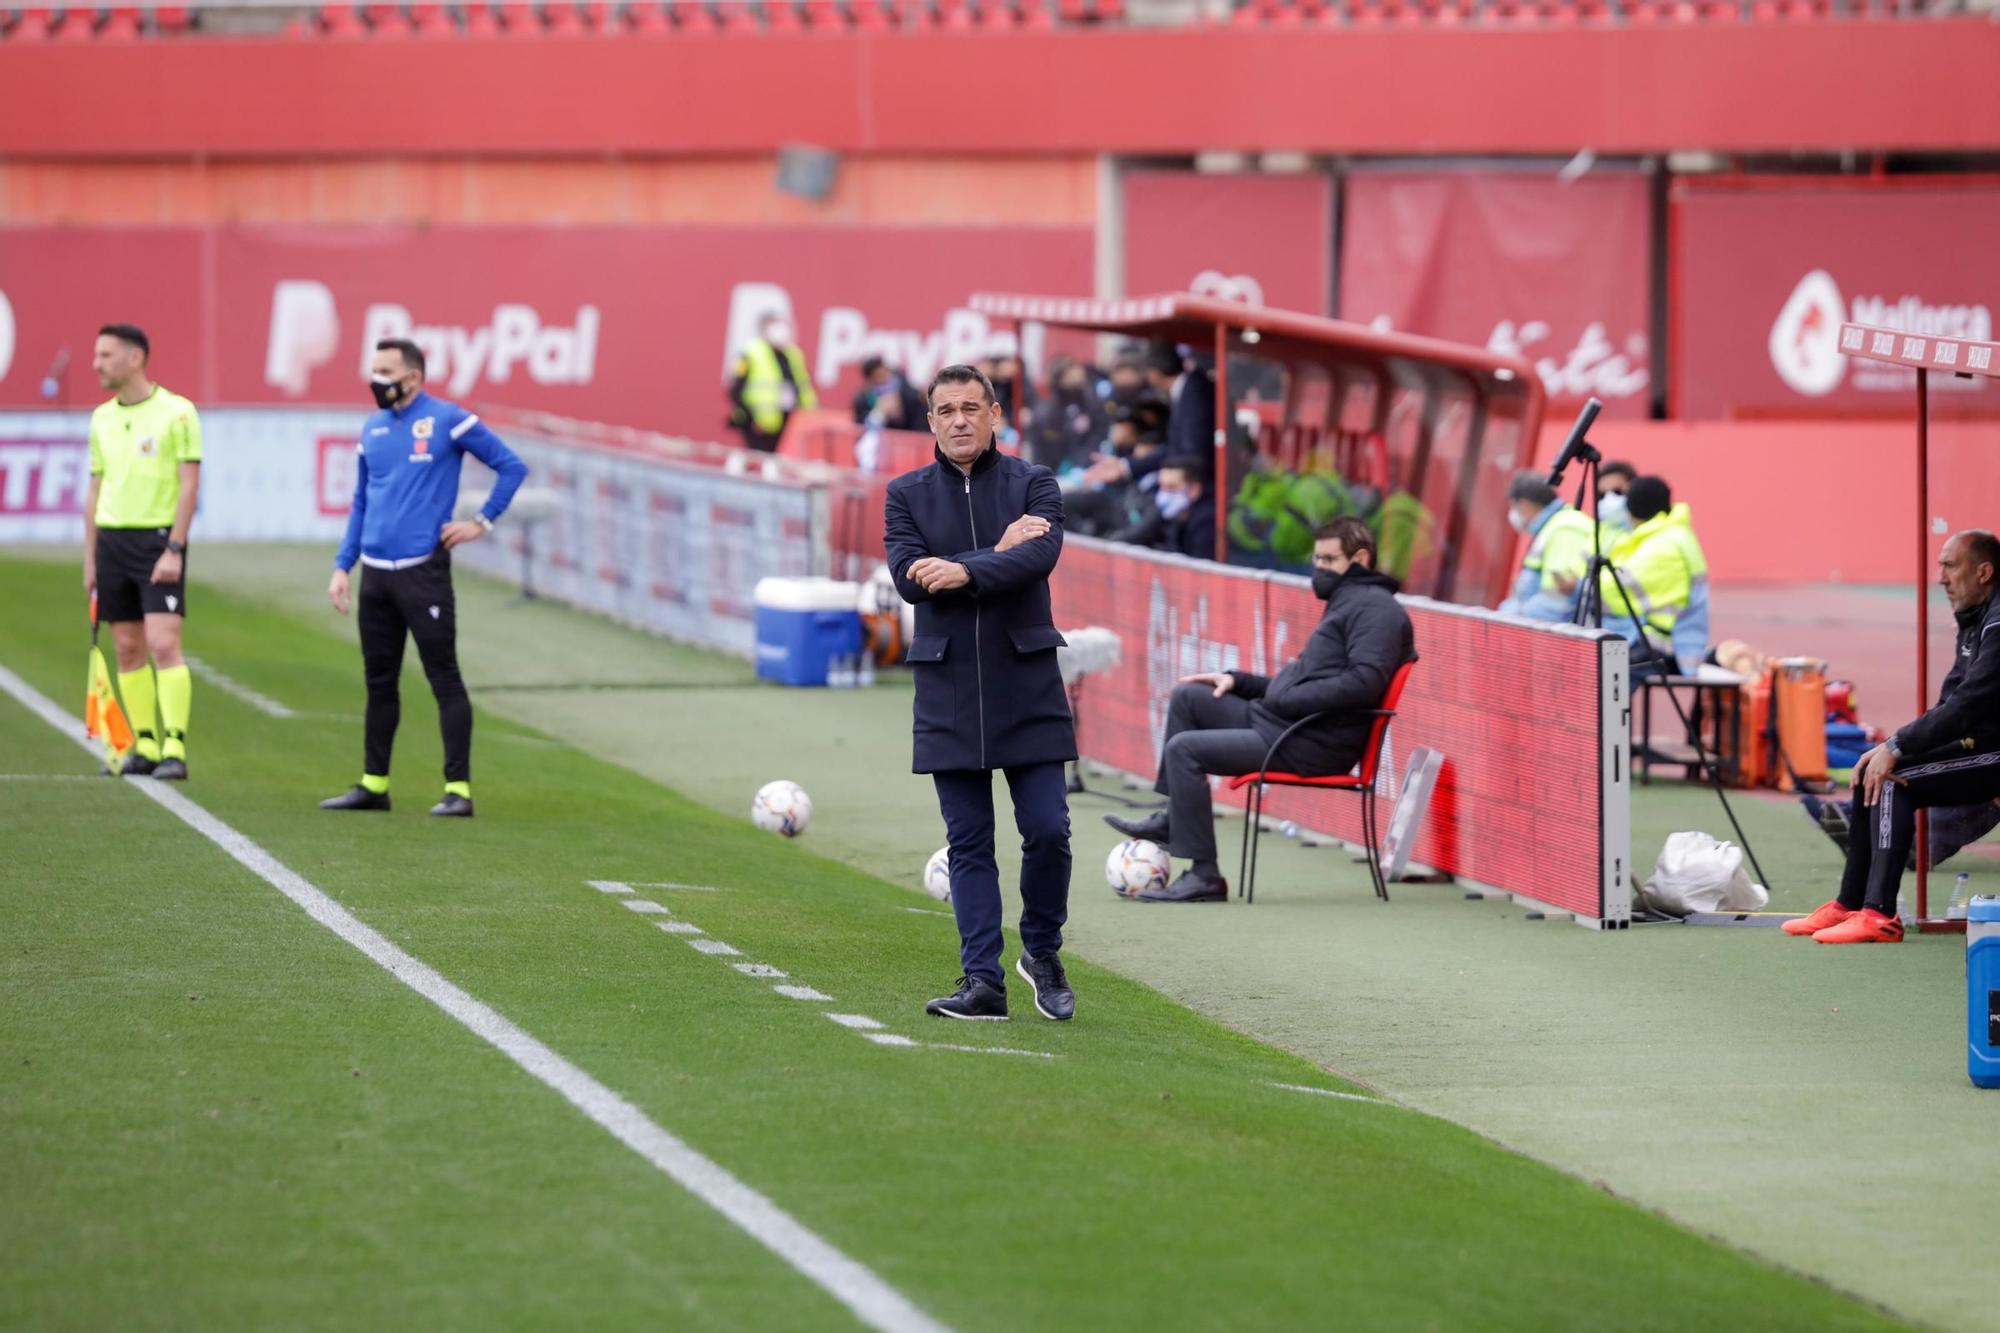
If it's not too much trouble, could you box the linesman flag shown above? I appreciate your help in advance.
[85,592,134,763]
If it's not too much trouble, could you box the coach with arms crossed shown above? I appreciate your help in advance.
[886,364,1078,1022]
[321,338,527,818]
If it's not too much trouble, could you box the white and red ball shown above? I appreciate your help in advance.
[1105,838,1171,899]
[751,780,813,837]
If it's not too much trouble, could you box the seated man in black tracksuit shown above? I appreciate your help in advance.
[1786,528,2000,943]
[1107,515,1417,902]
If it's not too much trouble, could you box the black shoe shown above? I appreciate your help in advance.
[925,975,1008,1021]
[430,793,475,818]
[120,753,159,777]
[1138,868,1229,903]
[320,785,392,812]
[151,757,188,781]
[1015,951,1075,1021]
[1104,810,1170,843]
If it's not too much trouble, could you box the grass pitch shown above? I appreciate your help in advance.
[0,555,1900,1330]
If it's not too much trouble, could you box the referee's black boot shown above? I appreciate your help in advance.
[925,975,1008,1021]
[430,793,475,818]
[117,751,159,777]
[151,757,188,782]
[320,785,392,812]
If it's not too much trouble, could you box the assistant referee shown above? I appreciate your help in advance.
[320,338,527,818]
[83,323,201,780]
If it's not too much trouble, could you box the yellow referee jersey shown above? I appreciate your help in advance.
[88,387,203,529]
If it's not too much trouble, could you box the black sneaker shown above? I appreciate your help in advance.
[320,785,392,812]
[1014,951,1075,1021]
[151,757,188,781]
[924,975,1008,1021]
[1137,868,1229,903]
[430,793,475,818]
[120,753,159,777]
[1104,810,1170,843]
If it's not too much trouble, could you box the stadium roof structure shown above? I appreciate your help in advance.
[1838,317,2000,924]
[970,290,1544,586]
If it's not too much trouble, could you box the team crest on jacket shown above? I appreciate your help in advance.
[137,435,157,456]
[413,417,435,440]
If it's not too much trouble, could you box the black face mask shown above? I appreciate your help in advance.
[1311,568,1344,601]
[370,376,407,410]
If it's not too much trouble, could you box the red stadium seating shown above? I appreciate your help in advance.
[412,2,459,34]
[494,1,540,31]
[319,4,368,34]
[364,3,415,35]
[98,5,142,37]
[54,5,98,37]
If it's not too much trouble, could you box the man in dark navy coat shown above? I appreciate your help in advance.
[885,364,1078,1022]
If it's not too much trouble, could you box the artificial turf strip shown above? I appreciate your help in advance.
[0,557,1902,1331]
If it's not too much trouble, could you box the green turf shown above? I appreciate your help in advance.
[0,553,1910,1331]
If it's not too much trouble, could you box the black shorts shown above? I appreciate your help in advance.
[95,527,187,623]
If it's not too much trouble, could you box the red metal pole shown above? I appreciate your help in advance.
[1915,366,1929,920]
[1208,322,1224,560]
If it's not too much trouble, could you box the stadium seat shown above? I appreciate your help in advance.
[802,0,848,26]
[1228,660,1416,905]
[151,4,190,30]
[676,3,721,30]
[495,1,541,31]
[848,0,893,27]
[320,4,369,35]
[765,0,804,29]
[364,3,416,35]
[890,0,932,26]
[626,2,671,30]
[1017,0,1055,26]
[936,0,976,26]
[412,2,459,34]
[98,5,142,37]
[54,5,98,37]
[719,1,762,29]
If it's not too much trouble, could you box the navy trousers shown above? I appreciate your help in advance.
[1839,745,2000,915]
[932,761,1071,987]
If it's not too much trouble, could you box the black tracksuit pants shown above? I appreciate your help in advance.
[1840,745,2000,915]
[358,550,472,785]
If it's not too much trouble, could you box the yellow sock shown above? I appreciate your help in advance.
[360,774,390,795]
[155,664,192,760]
[444,781,472,799]
[118,667,160,761]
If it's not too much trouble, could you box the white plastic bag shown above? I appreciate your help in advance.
[1638,831,1770,917]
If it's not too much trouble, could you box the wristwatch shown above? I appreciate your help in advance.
[475,514,494,532]
[166,539,187,555]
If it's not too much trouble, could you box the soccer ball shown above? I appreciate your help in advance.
[1105,838,1171,899]
[922,846,952,902]
[751,780,812,837]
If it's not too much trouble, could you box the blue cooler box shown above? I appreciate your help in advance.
[754,578,863,687]
[1970,897,2000,1089]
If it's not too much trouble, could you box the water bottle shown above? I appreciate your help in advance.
[1950,872,1973,920]
[827,653,852,689]
[857,651,875,689]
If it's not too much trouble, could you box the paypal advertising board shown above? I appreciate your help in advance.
[0,224,1091,439]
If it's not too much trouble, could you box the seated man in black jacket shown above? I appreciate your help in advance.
[1786,528,2000,944]
[1107,516,1417,902]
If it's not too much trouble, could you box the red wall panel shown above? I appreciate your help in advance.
[1124,171,1332,315]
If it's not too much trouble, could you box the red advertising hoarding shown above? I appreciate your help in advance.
[1053,536,1626,923]
[1123,170,1333,316]
[1340,171,1654,418]
[1673,181,2000,419]
[0,224,1092,439]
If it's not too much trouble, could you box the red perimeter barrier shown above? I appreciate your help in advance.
[1052,537,1631,925]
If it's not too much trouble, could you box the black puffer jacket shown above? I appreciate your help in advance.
[1229,567,1417,774]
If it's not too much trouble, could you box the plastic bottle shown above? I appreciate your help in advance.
[857,650,876,689]
[1949,872,1973,920]
[827,653,852,689]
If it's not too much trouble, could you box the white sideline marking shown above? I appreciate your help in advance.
[587,880,635,895]
[826,1014,884,1031]
[774,985,834,1003]
[636,881,725,893]
[1271,1082,1393,1107]
[621,899,672,915]
[0,663,950,1333]
[0,773,98,782]
[734,963,787,979]
[184,655,295,719]
[864,1033,921,1048]
[927,1043,1056,1060]
[902,907,953,918]
[655,921,706,936]
[689,939,743,957]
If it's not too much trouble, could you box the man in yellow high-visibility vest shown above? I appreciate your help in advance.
[727,313,816,453]
[1598,475,1711,677]
[1498,472,1594,622]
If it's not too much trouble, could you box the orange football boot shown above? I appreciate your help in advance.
[1782,901,1854,936]
[1813,908,1904,944]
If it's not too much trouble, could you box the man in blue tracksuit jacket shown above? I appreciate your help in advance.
[319,337,528,818]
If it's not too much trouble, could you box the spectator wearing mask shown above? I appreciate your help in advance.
[1147,341,1218,460]
[728,313,816,453]
[1077,396,1170,539]
[1597,475,1711,676]
[1025,356,1109,473]
[1498,471,1593,622]
[1106,355,1148,412]
[851,356,927,432]
[1104,517,1416,902]
[1596,459,1637,533]
[1151,456,1218,561]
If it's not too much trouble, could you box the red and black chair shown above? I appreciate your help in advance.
[1228,659,1416,904]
